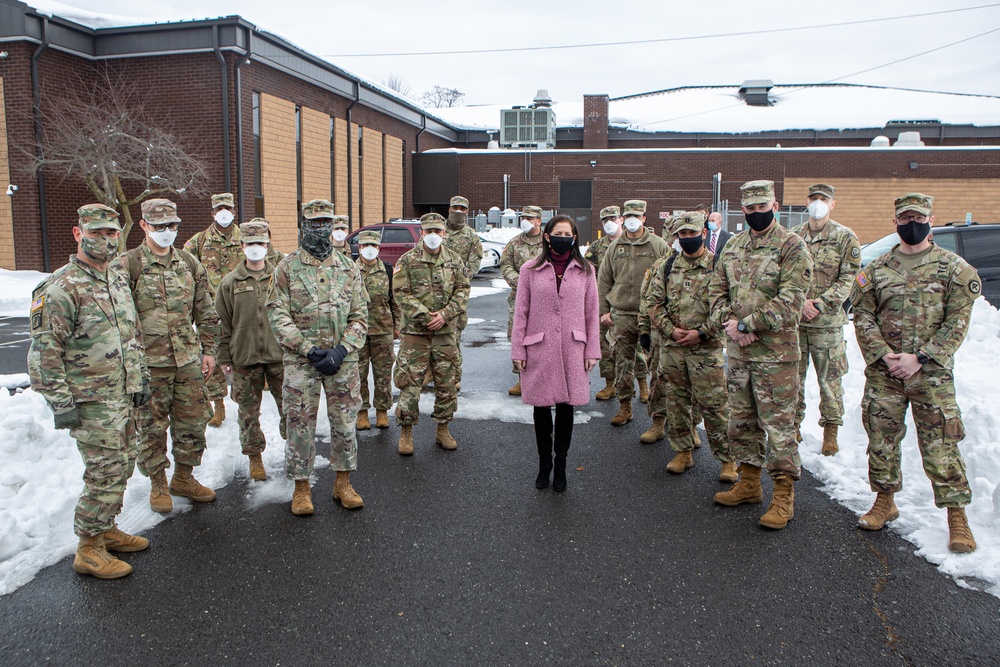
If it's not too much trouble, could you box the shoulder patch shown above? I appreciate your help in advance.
[851,247,860,259]
[30,295,45,313]
[855,272,869,288]
[644,269,650,280]
[393,265,402,274]
[969,279,981,295]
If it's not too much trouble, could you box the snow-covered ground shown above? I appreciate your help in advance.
[0,270,49,317]
[1,269,999,600]
[481,227,522,244]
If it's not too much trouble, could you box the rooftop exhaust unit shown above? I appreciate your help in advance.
[738,79,774,107]
[501,89,556,149]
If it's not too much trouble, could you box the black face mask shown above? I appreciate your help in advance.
[678,235,704,255]
[300,224,334,260]
[447,211,467,230]
[897,220,931,246]
[745,210,774,232]
[549,236,575,255]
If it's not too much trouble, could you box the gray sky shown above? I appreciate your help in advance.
[38,0,1000,106]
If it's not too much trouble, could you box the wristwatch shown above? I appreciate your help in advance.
[697,330,708,342]
[737,321,749,334]
[916,351,930,365]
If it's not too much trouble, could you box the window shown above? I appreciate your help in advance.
[330,117,336,205]
[295,105,302,216]
[381,227,413,244]
[560,180,592,209]
[933,230,958,253]
[958,229,1000,267]
[252,93,263,217]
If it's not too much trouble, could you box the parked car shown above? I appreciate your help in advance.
[477,233,504,272]
[860,222,999,306]
[345,221,421,265]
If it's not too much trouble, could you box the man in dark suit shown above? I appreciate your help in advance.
[707,212,732,262]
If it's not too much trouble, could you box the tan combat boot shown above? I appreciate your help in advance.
[436,422,458,450]
[759,475,795,529]
[666,450,694,474]
[795,426,803,443]
[610,400,633,426]
[73,535,132,579]
[691,424,702,448]
[508,381,522,396]
[640,416,666,443]
[398,425,414,456]
[102,526,149,553]
[248,454,266,481]
[291,480,314,516]
[714,464,764,506]
[207,399,226,428]
[375,410,390,429]
[149,469,173,513]
[170,463,217,502]
[822,424,839,456]
[595,379,616,401]
[356,410,371,431]
[719,461,739,483]
[858,492,898,530]
[333,471,364,509]
[947,507,977,553]
[638,377,650,403]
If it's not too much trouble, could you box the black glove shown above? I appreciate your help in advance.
[639,333,651,352]
[306,346,326,364]
[312,345,349,376]
[54,406,81,430]
[132,378,152,407]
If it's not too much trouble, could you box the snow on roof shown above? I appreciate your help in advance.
[431,84,1000,134]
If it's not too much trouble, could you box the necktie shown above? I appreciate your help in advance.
[709,231,717,253]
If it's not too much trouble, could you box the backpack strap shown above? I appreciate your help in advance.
[660,254,678,308]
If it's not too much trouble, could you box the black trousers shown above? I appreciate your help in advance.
[533,403,574,466]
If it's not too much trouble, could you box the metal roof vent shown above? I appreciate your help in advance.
[738,79,774,107]
[532,89,553,108]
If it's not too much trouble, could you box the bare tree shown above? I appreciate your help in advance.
[17,66,209,249]
[382,72,413,98]
[420,85,465,108]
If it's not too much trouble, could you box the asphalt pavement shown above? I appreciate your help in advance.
[1,272,998,666]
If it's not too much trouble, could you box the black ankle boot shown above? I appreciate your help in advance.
[536,464,552,489]
[552,457,567,492]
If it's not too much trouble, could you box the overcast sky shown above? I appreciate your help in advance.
[34,0,1000,107]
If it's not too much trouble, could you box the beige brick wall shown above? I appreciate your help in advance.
[361,127,383,226]
[384,135,404,220]
[784,177,1000,244]
[333,117,349,218]
[350,122,360,226]
[260,94,299,253]
[0,78,14,270]
[300,107,331,204]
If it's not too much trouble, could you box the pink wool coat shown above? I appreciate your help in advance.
[511,257,601,407]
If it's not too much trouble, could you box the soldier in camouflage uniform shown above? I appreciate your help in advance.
[499,205,545,396]
[791,184,861,456]
[392,213,471,455]
[184,193,242,428]
[850,193,980,553]
[640,212,737,481]
[331,215,353,258]
[118,198,219,514]
[267,199,367,515]
[443,195,484,387]
[215,219,286,482]
[710,181,813,530]
[355,229,400,431]
[28,204,151,579]
[598,200,669,426]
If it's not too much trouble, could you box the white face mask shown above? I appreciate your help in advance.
[149,229,177,248]
[332,229,348,243]
[672,239,682,253]
[243,245,267,262]
[360,246,380,261]
[214,209,234,227]
[807,200,830,220]
[423,233,443,250]
[623,217,643,233]
[603,220,619,236]
[520,218,536,233]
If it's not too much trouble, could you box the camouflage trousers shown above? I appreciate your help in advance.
[797,326,848,428]
[395,333,460,426]
[71,398,137,537]
[136,362,211,477]
[862,363,970,508]
[608,311,649,400]
[204,364,229,401]
[282,357,360,480]
[660,345,731,462]
[646,331,667,419]
[602,322,649,382]
[231,362,286,456]
[359,334,396,410]
[727,358,800,480]
[508,291,518,375]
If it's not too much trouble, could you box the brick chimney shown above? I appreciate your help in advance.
[583,94,609,150]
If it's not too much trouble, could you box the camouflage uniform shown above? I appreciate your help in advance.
[27,205,147,538]
[393,218,471,426]
[708,183,813,480]
[443,197,483,375]
[851,209,979,508]
[792,187,861,429]
[331,216,353,259]
[356,231,400,412]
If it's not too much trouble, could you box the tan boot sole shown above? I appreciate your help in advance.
[334,491,364,509]
[150,497,173,514]
[858,506,899,531]
[639,431,664,444]
[666,458,695,474]
[759,510,794,530]
[713,490,764,507]
[169,487,217,502]
[73,560,133,579]
[291,505,314,516]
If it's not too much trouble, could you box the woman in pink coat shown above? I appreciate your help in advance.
[511,215,601,491]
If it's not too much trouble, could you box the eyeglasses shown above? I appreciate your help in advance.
[150,222,179,232]
[896,214,928,224]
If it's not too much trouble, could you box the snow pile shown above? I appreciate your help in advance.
[470,278,509,299]
[481,227,522,244]
[0,270,49,317]
[27,0,153,29]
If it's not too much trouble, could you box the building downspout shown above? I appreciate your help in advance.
[346,83,360,227]
[31,16,51,272]
[233,25,250,217]
[415,115,427,153]
[213,25,232,192]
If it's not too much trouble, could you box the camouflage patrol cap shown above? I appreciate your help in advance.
[211,193,235,209]
[599,205,621,220]
[895,193,933,217]
[674,211,707,234]
[740,180,775,206]
[77,203,122,231]
[807,183,836,199]
[240,218,270,244]
[521,205,543,219]
[623,200,647,217]
[141,198,181,224]
[358,229,382,246]
[450,196,469,209]
[301,199,336,220]
[332,215,350,230]
[420,212,447,231]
